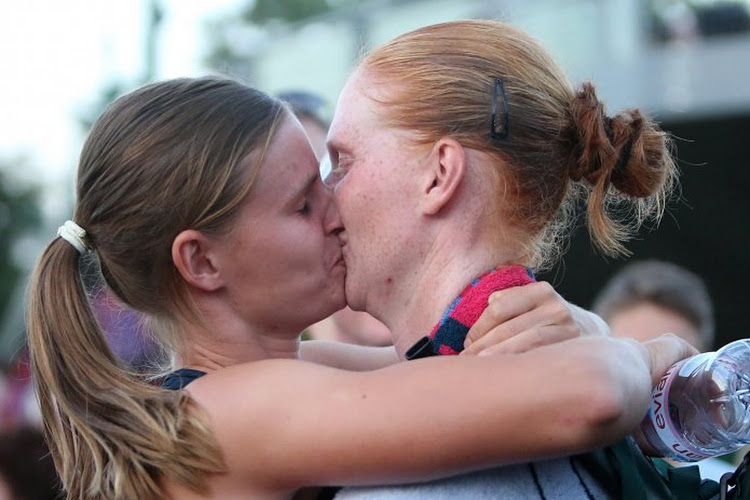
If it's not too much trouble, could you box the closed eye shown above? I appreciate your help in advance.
[291,173,319,215]
[297,200,311,215]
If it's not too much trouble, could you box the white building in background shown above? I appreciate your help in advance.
[230,0,750,122]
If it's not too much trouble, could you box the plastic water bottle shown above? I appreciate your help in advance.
[640,339,750,462]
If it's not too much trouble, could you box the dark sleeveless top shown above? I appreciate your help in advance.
[161,367,341,500]
[160,368,207,390]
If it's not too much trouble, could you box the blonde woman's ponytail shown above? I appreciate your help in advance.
[27,237,223,499]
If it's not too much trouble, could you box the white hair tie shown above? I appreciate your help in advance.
[57,220,90,254]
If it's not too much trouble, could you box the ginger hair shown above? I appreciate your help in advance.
[360,20,677,268]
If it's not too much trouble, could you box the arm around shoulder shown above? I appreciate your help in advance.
[185,336,661,492]
[300,340,399,370]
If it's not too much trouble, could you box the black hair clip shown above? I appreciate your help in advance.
[490,78,509,140]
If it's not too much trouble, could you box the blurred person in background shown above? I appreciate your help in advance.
[592,259,714,352]
[90,285,160,371]
[0,362,7,426]
[81,255,161,372]
[0,351,40,430]
[278,90,392,347]
[277,90,330,159]
[593,259,740,479]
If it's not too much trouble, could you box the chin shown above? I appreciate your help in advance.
[343,279,363,310]
[327,290,347,317]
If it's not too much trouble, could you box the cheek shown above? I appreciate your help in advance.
[283,227,325,269]
[246,223,320,272]
[337,171,382,226]
[333,185,354,225]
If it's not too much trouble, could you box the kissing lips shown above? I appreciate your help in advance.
[332,251,346,271]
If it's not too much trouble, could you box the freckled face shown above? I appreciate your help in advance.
[325,72,423,316]
[214,115,346,334]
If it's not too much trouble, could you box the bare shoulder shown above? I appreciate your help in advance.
[184,358,333,442]
[181,359,348,493]
[186,358,314,403]
[184,357,349,412]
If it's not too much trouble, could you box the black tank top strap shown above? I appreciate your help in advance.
[317,486,341,499]
[161,368,207,390]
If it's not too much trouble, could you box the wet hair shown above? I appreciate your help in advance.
[27,77,285,498]
[359,20,677,268]
[592,260,715,350]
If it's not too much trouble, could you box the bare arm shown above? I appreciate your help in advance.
[300,340,399,371]
[187,334,693,494]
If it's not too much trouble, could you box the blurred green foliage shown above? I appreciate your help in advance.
[245,0,333,25]
[0,165,42,322]
[205,0,356,74]
[77,83,130,132]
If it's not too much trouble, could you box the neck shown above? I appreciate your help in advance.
[178,333,301,372]
[382,237,517,359]
[176,299,303,372]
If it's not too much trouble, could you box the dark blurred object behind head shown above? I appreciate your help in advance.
[0,426,60,500]
[277,90,329,159]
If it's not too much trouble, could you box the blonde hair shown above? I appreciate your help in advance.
[27,77,285,498]
[360,20,677,268]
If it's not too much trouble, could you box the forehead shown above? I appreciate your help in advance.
[253,116,319,189]
[329,71,421,154]
[329,71,382,145]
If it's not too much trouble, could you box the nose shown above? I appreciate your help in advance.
[323,186,344,236]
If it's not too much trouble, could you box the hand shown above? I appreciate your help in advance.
[462,281,588,356]
[631,333,699,455]
[641,333,699,387]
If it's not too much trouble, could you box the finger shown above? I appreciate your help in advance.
[464,299,572,355]
[464,293,528,348]
[631,426,660,457]
[463,302,575,355]
[462,318,526,355]
[465,282,559,347]
[643,333,699,386]
[475,325,580,356]
[569,304,611,337]
[465,288,573,352]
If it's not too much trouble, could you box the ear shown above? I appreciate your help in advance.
[171,229,225,292]
[420,138,467,215]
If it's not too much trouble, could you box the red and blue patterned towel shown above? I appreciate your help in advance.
[407,265,535,358]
